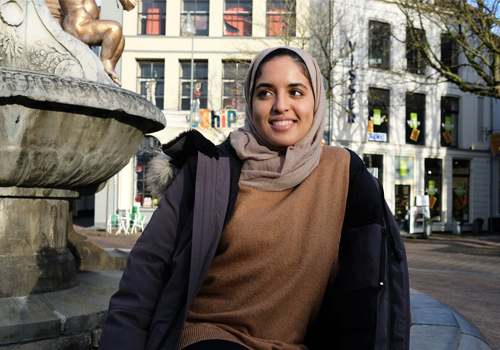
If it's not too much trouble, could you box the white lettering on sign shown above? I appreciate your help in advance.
[367,132,387,142]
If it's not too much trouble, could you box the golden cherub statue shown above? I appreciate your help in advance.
[55,0,138,86]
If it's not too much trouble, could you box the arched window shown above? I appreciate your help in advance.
[134,136,161,208]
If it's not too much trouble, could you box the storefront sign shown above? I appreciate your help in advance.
[409,113,418,129]
[196,109,238,128]
[367,120,374,133]
[373,109,382,125]
[367,132,387,142]
[428,180,436,196]
[399,160,407,176]
[429,196,437,208]
[444,116,452,131]
[442,116,453,143]
[410,128,420,142]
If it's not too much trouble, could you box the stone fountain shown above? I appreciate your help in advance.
[0,0,165,347]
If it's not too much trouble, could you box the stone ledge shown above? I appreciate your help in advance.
[0,270,121,347]
[410,289,491,350]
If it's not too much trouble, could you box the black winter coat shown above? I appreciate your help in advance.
[99,131,410,350]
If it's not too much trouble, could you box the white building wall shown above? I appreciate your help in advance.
[93,0,498,232]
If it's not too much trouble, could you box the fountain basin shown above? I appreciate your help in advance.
[0,67,166,297]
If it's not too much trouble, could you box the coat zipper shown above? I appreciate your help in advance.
[379,227,386,286]
[378,180,401,350]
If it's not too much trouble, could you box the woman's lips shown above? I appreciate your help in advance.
[270,119,296,131]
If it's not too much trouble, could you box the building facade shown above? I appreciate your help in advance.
[93,0,499,234]
[329,0,498,234]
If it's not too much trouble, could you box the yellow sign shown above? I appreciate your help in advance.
[491,133,500,152]
[367,120,374,133]
[399,160,407,177]
[429,195,437,208]
[443,130,452,144]
[410,128,420,142]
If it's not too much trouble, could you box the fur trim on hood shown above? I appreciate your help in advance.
[145,153,180,199]
[144,130,220,199]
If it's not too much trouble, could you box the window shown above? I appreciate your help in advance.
[266,0,296,37]
[181,0,209,36]
[224,0,252,36]
[222,61,249,112]
[452,159,470,223]
[138,0,166,35]
[137,60,164,110]
[441,34,458,75]
[363,154,384,184]
[367,88,390,142]
[441,96,459,147]
[135,136,161,208]
[406,27,426,75]
[395,155,414,233]
[425,158,443,222]
[395,156,414,181]
[180,60,208,110]
[405,93,425,145]
[368,21,390,69]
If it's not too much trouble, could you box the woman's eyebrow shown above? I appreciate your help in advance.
[255,82,308,90]
[254,82,274,90]
[288,83,308,90]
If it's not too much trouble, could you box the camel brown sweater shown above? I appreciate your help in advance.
[178,146,350,350]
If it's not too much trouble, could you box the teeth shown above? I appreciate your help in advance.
[272,120,293,126]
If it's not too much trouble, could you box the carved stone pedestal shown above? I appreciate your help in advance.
[0,189,79,297]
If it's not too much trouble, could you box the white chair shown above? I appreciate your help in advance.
[107,214,119,233]
[116,211,130,235]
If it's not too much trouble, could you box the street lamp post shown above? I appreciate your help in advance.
[181,12,196,128]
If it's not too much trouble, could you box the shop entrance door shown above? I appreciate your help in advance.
[395,184,411,233]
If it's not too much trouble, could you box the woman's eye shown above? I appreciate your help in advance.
[290,90,303,96]
[258,90,271,97]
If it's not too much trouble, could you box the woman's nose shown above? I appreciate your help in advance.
[273,93,290,113]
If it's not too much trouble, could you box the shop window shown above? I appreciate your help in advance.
[452,159,470,223]
[137,60,164,110]
[441,34,458,75]
[395,184,411,233]
[222,61,249,112]
[406,27,426,75]
[266,0,296,37]
[367,88,390,143]
[181,0,209,36]
[363,153,384,184]
[425,158,442,222]
[135,136,162,208]
[180,60,208,110]
[138,0,166,35]
[405,92,425,145]
[395,156,414,181]
[224,0,252,36]
[441,96,459,147]
[368,20,390,69]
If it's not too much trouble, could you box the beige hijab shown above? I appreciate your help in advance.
[230,46,326,191]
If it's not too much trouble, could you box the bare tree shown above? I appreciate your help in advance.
[398,0,500,98]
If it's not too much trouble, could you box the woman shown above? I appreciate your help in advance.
[100,47,410,350]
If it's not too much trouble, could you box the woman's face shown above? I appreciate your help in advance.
[252,56,314,149]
